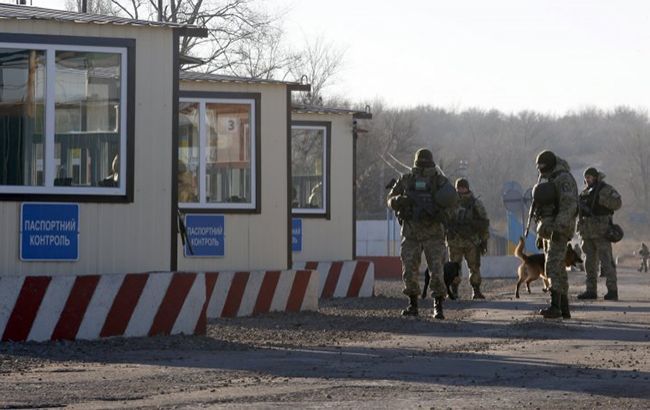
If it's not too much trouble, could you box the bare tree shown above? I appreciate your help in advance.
[288,35,346,106]
[65,0,115,14]
[72,0,281,76]
[230,25,299,79]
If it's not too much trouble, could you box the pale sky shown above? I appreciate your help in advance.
[25,0,650,114]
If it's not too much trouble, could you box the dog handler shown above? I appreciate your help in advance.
[534,150,578,319]
[387,149,458,319]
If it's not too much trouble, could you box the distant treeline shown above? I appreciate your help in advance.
[355,104,650,239]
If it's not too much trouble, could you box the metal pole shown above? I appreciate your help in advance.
[82,0,87,13]
[158,0,164,21]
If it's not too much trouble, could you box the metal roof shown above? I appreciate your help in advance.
[180,71,310,89]
[0,3,203,30]
[292,104,373,119]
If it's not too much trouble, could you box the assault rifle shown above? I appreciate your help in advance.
[523,174,542,239]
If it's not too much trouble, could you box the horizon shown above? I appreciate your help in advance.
[17,0,650,115]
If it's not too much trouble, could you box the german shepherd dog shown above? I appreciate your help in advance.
[422,262,462,300]
[514,237,583,298]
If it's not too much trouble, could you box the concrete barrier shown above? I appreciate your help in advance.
[205,270,319,318]
[0,272,208,342]
[292,260,374,298]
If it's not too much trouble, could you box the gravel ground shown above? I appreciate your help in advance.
[1,271,650,409]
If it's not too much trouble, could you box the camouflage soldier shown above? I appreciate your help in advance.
[446,178,490,299]
[639,243,649,273]
[387,148,458,319]
[534,150,578,319]
[576,168,623,300]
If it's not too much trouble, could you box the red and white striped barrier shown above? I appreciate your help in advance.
[292,260,374,299]
[205,270,319,318]
[0,272,208,342]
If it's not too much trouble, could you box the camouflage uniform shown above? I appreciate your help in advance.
[388,149,460,319]
[447,192,489,290]
[388,167,449,300]
[577,171,622,298]
[639,243,649,273]
[536,157,578,295]
[535,152,578,318]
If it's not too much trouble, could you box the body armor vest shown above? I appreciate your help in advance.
[406,175,436,221]
[580,183,613,217]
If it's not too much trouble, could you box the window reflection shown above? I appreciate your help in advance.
[0,48,45,186]
[55,51,121,188]
[292,127,325,210]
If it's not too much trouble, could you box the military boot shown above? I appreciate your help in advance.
[432,297,445,320]
[604,290,618,301]
[539,290,562,319]
[401,295,418,316]
[577,290,597,300]
[560,294,571,319]
[471,285,485,300]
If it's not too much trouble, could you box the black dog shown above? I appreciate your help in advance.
[422,262,462,300]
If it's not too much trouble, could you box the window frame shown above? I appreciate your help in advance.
[178,91,261,213]
[0,33,134,203]
[291,121,331,219]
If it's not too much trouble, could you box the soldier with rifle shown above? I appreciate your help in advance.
[446,178,490,299]
[387,149,458,319]
[530,150,578,319]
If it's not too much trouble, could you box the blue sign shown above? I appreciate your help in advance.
[292,218,302,252]
[21,203,79,261]
[184,214,225,257]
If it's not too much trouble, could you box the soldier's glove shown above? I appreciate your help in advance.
[536,220,555,240]
[392,195,412,211]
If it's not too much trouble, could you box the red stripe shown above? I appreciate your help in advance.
[100,273,149,338]
[286,270,312,312]
[195,272,219,335]
[305,261,318,270]
[221,272,249,317]
[321,262,343,298]
[51,275,100,341]
[2,276,51,342]
[347,261,370,297]
[149,273,197,336]
[253,271,281,315]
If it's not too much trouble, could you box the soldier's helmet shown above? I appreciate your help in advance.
[535,150,557,175]
[455,178,469,190]
[413,148,435,168]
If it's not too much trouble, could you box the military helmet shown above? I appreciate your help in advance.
[532,181,556,206]
[413,148,435,168]
[605,223,624,243]
[455,178,469,190]
[583,167,599,178]
[535,150,557,174]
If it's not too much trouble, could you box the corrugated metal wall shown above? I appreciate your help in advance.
[0,21,174,275]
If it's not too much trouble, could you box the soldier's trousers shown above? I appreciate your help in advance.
[401,236,446,298]
[640,258,648,273]
[448,244,481,287]
[543,233,570,295]
[582,238,617,293]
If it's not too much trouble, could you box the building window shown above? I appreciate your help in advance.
[291,122,329,216]
[178,96,258,210]
[0,41,128,197]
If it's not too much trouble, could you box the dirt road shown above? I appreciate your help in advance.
[2,269,649,409]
